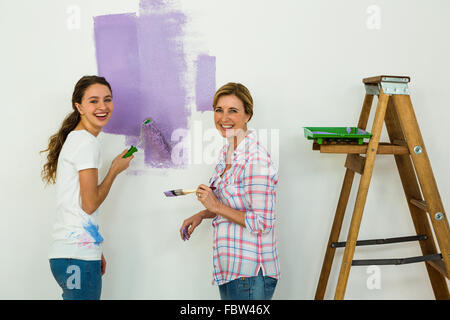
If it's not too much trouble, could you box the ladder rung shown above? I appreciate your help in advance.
[352,253,443,266]
[426,259,449,279]
[313,142,410,155]
[331,235,428,248]
[410,198,429,212]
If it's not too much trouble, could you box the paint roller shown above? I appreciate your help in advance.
[123,118,152,158]
[123,118,170,159]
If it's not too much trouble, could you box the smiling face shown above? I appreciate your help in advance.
[214,94,250,139]
[75,83,113,136]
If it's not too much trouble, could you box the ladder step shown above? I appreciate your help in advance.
[313,142,410,154]
[352,253,442,266]
[426,259,449,279]
[331,235,428,248]
[410,198,429,212]
[363,75,411,84]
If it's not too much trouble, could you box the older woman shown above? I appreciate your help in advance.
[180,83,280,300]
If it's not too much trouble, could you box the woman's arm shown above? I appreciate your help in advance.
[198,209,217,219]
[79,149,132,214]
[179,209,216,240]
[196,156,277,232]
[214,203,246,227]
[196,185,246,227]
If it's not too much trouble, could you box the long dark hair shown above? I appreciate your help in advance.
[40,75,112,185]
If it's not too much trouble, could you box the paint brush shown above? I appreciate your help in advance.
[164,186,216,197]
[123,118,152,158]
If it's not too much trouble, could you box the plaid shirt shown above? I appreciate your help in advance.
[209,130,280,285]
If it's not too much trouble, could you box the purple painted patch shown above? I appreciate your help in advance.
[137,5,188,167]
[94,13,142,137]
[93,0,215,168]
[195,54,216,112]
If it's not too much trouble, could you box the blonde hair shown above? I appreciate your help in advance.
[213,82,253,121]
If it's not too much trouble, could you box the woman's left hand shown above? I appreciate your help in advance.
[196,184,222,214]
[101,254,106,276]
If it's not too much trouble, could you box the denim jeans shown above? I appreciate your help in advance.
[49,258,102,300]
[218,269,278,300]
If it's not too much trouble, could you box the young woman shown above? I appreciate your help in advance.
[41,75,133,300]
[179,83,280,300]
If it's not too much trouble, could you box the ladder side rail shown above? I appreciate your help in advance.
[334,90,390,300]
[384,97,449,299]
[392,95,450,277]
[314,93,374,299]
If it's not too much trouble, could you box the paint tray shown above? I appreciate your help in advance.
[303,127,372,145]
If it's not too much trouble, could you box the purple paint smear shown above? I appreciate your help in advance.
[195,54,216,112]
[143,121,171,165]
[94,0,215,168]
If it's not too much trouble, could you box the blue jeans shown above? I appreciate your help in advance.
[219,269,278,300]
[49,258,102,300]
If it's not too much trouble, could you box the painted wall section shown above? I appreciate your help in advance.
[196,54,216,112]
[94,0,216,168]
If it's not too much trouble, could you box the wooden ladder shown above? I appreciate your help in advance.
[313,75,450,300]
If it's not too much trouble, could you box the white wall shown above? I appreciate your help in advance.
[0,0,449,299]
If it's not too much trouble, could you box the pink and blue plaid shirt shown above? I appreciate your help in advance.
[209,130,280,285]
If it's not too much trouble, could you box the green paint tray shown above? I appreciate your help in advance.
[303,127,372,145]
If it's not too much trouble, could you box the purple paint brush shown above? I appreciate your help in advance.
[164,187,216,197]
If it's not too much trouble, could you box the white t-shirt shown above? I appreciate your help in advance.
[48,130,103,261]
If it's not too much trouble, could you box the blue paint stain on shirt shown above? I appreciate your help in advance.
[83,220,104,244]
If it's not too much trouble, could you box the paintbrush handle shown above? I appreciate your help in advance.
[182,189,197,194]
[183,186,217,195]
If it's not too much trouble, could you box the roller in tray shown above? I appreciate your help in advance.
[303,127,372,145]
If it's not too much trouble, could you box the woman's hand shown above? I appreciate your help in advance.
[196,184,222,214]
[180,212,204,241]
[101,254,106,276]
[110,149,134,176]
